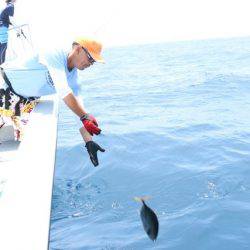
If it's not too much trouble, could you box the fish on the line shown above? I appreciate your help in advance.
[134,196,159,241]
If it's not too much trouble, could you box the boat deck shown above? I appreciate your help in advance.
[0,126,20,197]
[0,95,58,250]
[0,140,20,164]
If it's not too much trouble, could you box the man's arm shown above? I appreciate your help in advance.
[63,93,93,142]
[63,92,105,166]
[8,17,24,38]
[9,17,16,26]
[63,92,87,117]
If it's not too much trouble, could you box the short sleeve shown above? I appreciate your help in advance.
[39,49,72,99]
[6,5,14,17]
[46,66,72,98]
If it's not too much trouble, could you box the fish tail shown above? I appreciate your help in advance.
[134,196,152,203]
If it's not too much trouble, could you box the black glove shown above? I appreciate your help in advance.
[85,141,105,167]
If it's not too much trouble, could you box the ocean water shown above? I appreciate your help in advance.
[49,37,250,250]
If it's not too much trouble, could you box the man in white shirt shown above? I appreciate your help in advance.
[0,37,105,166]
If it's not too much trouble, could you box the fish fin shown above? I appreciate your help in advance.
[134,196,152,202]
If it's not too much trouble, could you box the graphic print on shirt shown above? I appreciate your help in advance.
[45,70,55,88]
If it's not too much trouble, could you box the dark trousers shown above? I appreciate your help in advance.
[0,42,7,64]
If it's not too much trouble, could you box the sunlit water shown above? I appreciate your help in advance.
[49,37,250,250]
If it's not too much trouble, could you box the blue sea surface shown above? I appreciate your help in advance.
[49,37,250,250]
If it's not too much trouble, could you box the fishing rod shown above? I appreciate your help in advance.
[16,29,27,39]
[8,23,28,31]
[12,24,34,50]
[9,24,29,42]
[6,23,35,60]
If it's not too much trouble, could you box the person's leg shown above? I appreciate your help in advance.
[0,80,6,129]
[0,112,5,129]
[0,42,7,65]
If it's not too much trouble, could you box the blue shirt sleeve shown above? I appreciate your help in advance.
[0,4,14,27]
[6,5,14,17]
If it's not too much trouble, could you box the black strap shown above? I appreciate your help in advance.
[0,67,37,101]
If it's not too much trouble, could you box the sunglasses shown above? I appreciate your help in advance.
[82,47,95,64]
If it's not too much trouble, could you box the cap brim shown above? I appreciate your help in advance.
[90,53,105,63]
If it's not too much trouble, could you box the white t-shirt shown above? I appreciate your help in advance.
[2,49,80,98]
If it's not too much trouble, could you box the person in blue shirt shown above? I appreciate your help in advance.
[0,0,16,64]
[0,37,106,167]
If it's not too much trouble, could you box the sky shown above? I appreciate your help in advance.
[2,0,250,49]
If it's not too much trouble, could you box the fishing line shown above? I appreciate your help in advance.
[91,2,122,38]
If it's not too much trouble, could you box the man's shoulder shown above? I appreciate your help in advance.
[39,46,65,58]
[39,47,67,67]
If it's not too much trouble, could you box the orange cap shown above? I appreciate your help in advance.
[74,37,105,63]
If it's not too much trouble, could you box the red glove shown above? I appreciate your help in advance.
[80,113,101,136]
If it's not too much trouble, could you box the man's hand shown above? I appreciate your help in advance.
[81,113,101,136]
[85,141,105,166]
